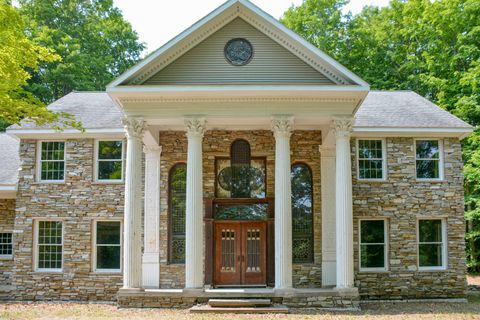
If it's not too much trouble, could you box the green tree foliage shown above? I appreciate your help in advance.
[282,0,480,272]
[18,0,145,103]
[0,1,78,130]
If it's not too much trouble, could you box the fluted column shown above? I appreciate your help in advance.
[271,116,294,290]
[332,117,354,289]
[142,144,162,288]
[184,117,206,289]
[123,117,147,289]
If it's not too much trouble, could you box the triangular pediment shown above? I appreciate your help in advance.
[108,0,369,88]
[143,18,334,85]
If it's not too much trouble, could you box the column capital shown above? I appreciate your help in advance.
[184,117,206,138]
[143,144,162,155]
[331,116,353,139]
[271,116,294,139]
[123,117,147,140]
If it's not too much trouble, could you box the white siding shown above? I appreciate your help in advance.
[143,18,335,85]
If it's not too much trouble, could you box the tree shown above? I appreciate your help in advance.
[282,0,480,272]
[0,1,78,130]
[18,0,145,103]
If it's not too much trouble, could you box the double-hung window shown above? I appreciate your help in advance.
[415,140,442,180]
[39,141,65,181]
[359,219,388,271]
[36,221,63,271]
[418,219,446,270]
[94,221,122,272]
[0,232,13,258]
[96,141,124,182]
[357,139,386,180]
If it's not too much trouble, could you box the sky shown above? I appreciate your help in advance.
[113,0,391,54]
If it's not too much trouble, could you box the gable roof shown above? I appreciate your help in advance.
[107,0,369,88]
[0,134,20,190]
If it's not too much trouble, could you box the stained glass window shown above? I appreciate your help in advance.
[291,163,314,263]
[169,163,186,263]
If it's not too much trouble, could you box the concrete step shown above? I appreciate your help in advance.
[208,298,271,308]
[190,305,289,314]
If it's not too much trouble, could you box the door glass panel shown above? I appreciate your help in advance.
[215,204,268,220]
[246,229,261,272]
[221,229,235,272]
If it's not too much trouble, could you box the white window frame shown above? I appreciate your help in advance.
[358,218,389,272]
[414,139,444,181]
[0,232,13,260]
[92,219,123,273]
[36,140,66,183]
[33,219,64,272]
[94,139,125,183]
[417,218,447,271]
[356,138,387,181]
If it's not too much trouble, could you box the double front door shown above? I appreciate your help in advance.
[214,221,267,286]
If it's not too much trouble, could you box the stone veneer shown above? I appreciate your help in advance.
[12,139,125,301]
[352,137,467,299]
[0,199,15,299]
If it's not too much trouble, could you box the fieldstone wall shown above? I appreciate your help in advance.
[0,198,16,297]
[12,139,125,301]
[158,130,322,288]
[352,137,468,299]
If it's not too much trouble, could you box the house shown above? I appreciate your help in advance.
[0,0,472,309]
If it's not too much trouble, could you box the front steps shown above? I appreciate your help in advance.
[190,298,289,314]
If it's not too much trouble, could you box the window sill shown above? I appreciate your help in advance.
[356,179,388,183]
[0,255,13,260]
[92,181,124,185]
[415,179,445,183]
[91,270,122,275]
[358,269,390,274]
[33,181,66,185]
[34,269,63,274]
[418,267,447,272]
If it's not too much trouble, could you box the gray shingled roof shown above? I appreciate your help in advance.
[355,91,471,129]
[0,134,20,186]
[9,92,123,130]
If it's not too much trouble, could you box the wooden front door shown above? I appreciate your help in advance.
[214,221,267,286]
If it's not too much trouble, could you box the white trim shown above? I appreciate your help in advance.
[414,139,444,181]
[417,218,447,271]
[7,128,125,140]
[94,139,125,183]
[36,140,67,183]
[92,219,123,274]
[353,127,472,140]
[356,138,387,181]
[358,218,389,272]
[33,218,64,273]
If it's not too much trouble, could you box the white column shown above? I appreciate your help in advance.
[184,117,206,289]
[332,117,354,289]
[271,116,294,290]
[122,117,147,289]
[142,144,162,288]
[319,145,336,287]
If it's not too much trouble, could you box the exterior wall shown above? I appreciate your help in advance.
[352,137,468,299]
[0,199,15,295]
[158,130,322,288]
[12,139,125,301]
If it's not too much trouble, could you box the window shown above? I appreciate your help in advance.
[418,219,446,269]
[357,139,386,180]
[94,221,122,272]
[169,163,187,263]
[291,163,314,263]
[39,141,65,181]
[359,220,388,271]
[96,140,123,181]
[0,233,13,258]
[36,221,63,271]
[415,140,442,180]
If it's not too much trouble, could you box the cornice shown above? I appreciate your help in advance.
[118,97,357,104]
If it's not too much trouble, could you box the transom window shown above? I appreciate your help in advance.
[39,141,65,181]
[357,139,385,180]
[359,220,388,271]
[96,140,123,181]
[415,140,442,180]
[36,221,63,271]
[169,163,187,264]
[418,219,446,269]
[0,233,13,257]
[291,163,314,263]
[94,221,122,272]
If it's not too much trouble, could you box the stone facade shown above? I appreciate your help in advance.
[0,199,15,299]
[352,138,468,299]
